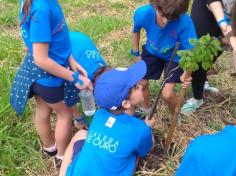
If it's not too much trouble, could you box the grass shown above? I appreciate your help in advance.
[0,0,236,175]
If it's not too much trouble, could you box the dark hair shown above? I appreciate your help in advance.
[20,0,32,25]
[93,66,111,83]
[231,1,236,36]
[150,0,190,19]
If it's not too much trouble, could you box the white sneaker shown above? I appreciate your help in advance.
[181,98,204,115]
[204,81,219,93]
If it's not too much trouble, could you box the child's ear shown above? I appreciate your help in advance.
[122,100,131,109]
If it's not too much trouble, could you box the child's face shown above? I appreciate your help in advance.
[128,83,144,106]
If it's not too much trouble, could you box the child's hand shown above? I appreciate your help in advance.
[145,116,156,128]
[69,55,88,77]
[220,23,232,37]
[180,71,192,89]
[74,75,94,92]
[134,56,141,63]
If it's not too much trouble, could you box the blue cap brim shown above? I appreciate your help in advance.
[127,60,147,88]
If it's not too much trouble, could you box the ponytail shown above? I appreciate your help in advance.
[20,0,32,25]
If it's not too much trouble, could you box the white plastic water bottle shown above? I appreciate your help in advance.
[79,89,96,116]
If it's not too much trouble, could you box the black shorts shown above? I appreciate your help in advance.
[72,139,85,161]
[141,45,183,83]
[29,83,64,104]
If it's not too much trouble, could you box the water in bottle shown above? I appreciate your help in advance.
[79,89,96,116]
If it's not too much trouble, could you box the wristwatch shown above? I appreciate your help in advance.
[130,49,140,57]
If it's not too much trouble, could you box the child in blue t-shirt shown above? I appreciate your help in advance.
[176,124,236,176]
[67,31,107,128]
[59,61,156,176]
[131,0,196,115]
[10,0,92,170]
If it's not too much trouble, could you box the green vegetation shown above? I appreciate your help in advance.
[178,34,222,71]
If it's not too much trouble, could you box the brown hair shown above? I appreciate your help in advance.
[150,0,190,19]
[93,66,111,83]
[231,1,236,36]
[20,0,32,25]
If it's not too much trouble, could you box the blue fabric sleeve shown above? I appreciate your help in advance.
[30,9,51,43]
[133,8,144,33]
[137,126,153,158]
[178,17,197,50]
[175,140,205,176]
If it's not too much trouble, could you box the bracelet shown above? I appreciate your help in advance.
[217,15,231,26]
[72,71,84,86]
[130,49,140,57]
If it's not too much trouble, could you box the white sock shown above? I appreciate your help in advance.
[43,143,57,152]
[194,98,203,104]
[56,155,64,160]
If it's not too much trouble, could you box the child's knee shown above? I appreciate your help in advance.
[72,130,88,143]
[162,89,174,101]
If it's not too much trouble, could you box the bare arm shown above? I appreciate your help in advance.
[144,116,156,148]
[132,32,141,62]
[33,43,93,91]
[208,1,232,36]
[230,36,236,72]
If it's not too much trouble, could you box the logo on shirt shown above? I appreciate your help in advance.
[86,130,119,153]
[85,50,101,59]
[105,116,116,128]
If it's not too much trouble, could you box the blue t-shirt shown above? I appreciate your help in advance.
[176,125,236,176]
[133,4,197,62]
[66,109,153,176]
[19,0,71,87]
[70,32,106,80]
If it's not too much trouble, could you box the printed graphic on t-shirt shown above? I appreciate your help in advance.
[86,130,119,153]
[85,50,101,59]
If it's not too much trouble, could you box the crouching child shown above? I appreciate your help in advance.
[59,60,156,176]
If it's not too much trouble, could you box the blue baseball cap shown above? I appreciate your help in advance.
[94,60,147,110]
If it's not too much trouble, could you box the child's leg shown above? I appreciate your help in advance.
[162,61,184,115]
[140,79,150,110]
[140,46,165,111]
[162,83,177,116]
[34,96,54,148]
[48,102,73,157]
[59,130,87,176]
[230,36,236,75]
[71,106,88,129]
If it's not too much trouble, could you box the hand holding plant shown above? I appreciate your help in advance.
[165,35,222,151]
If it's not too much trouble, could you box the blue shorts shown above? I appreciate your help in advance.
[72,139,85,161]
[141,45,183,83]
[30,83,64,104]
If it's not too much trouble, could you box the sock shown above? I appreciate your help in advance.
[56,155,64,160]
[43,143,57,152]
